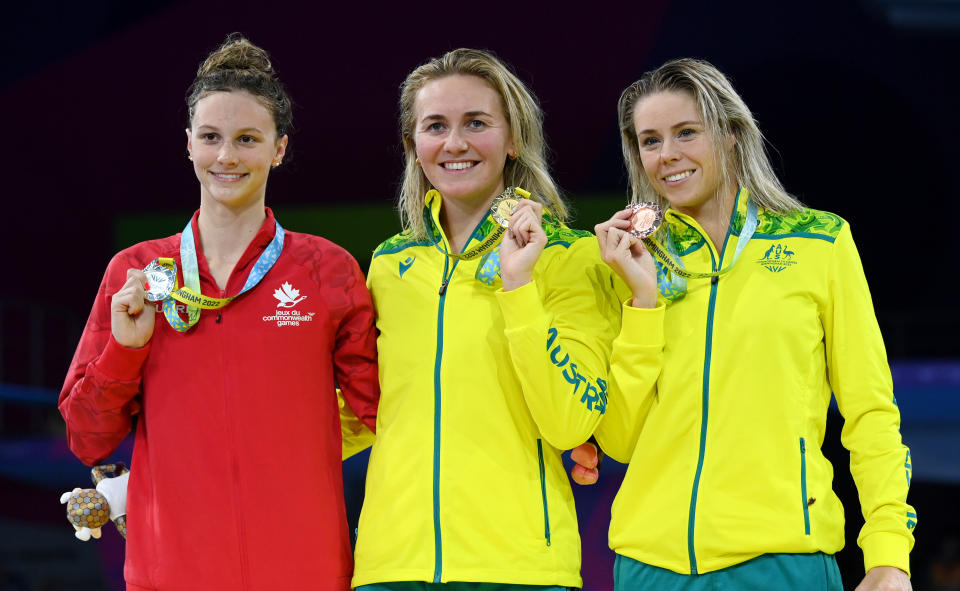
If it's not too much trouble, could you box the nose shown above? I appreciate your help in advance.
[660,137,681,163]
[443,128,469,153]
[217,143,239,166]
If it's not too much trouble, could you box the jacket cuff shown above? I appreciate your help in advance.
[495,280,543,329]
[862,531,911,576]
[617,302,665,347]
[93,336,151,383]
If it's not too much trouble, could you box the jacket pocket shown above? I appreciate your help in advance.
[800,437,811,535]
[537,439,552,546]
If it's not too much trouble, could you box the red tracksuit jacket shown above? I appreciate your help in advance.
[59,208,379,591]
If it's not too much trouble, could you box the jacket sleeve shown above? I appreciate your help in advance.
[331,249,380,436]
[338,387,376,460]
[496,237,626,450]
[593,302,665,463]
[59,253,149,466]
[823,223,916,575]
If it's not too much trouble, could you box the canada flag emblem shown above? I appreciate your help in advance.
[274,282,308,308]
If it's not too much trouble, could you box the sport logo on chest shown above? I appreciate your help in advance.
[757,243,798,273]
[262,282,315,327]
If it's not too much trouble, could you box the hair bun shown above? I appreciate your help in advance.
[197,33,274,78]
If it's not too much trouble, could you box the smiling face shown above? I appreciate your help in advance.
[632,90,732,216]
[413,75,515,209]
[186,90,287,211]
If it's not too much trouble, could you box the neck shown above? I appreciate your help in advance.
[197,196,267,289]
[439,190,499,253]
[674,185,738,251]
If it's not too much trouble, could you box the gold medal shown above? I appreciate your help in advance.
[490,187,531,228]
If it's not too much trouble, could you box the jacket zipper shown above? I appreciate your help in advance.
[432,256,454,583]
[800,437,811,535]
[537,439,552,546]
[686,200,739,575]
[430,215,488,582]
[217,293,250,589]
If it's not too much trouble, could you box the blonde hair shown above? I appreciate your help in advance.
[618,58,803,214]
[397,48,566,239]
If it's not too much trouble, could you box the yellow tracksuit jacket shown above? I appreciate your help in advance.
[352,190,624,588]
[596,189,916,577]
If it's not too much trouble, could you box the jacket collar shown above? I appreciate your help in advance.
[423,190,503,254]
[187,207,279,294]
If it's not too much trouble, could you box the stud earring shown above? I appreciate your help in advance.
[187,154,193,161]
[415,158,421,167]
[272,160,281,168]
[508,152,517,161]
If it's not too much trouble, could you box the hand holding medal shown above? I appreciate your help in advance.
[595,206,660,309]
[497,187,547,291]
[110,267,157,349]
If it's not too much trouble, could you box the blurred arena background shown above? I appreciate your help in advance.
[1,0,957,589]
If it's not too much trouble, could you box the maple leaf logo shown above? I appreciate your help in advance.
[274,282,307,308]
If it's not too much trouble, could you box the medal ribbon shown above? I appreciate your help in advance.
[160,218,285,332]
[647,198,758,300]
[437,187,530,261]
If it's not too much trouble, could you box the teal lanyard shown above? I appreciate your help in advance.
[161,218,285,332]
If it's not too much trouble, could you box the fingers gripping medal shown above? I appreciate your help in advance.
[142,260,175,302]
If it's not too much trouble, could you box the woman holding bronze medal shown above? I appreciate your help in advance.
[59,35,379,590]
[574,59,915,590]
[351,49,623,590]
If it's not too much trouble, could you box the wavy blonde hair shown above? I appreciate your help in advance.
[397,48,566,239]
[618,58,803,214]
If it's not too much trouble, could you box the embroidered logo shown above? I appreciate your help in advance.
[399,256,415,278]
[757,243,798,273]
[274,282,307,307]
[263,282,315,327]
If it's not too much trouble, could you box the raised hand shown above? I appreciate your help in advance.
[111,269,156,348]
[500,199,547,291]
[595,209,658,308]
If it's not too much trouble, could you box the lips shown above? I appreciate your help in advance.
[442,161,477,171]
[210,172,248,182]
[663,170,694,182]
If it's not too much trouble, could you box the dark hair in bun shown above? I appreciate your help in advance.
[186,33,292,138]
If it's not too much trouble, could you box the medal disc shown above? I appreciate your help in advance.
[627,202,664,239]
[142,260,175,302]
[490,187,531,228]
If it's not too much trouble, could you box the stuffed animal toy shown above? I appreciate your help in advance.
[60,463,129,541]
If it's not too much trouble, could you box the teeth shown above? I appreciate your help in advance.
[665,170,693,182]
[443,162,475,170]
[213,172,244,179]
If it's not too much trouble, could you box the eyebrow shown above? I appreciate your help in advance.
[195,125,265,134]
[636,120,702,135]
[420,110,494,123]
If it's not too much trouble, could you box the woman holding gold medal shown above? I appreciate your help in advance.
[351,49,624,590]
[575,59,916,590]
[59,36,379,590]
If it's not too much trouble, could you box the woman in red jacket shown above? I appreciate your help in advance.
[59,35,378,591]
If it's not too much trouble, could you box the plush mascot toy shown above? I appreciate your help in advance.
[60,463,129,541]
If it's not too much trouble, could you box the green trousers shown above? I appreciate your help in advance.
[614,552,843,591]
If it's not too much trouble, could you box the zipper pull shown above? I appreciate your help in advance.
[216,312,222,323]
[711,276,719,285]
[439,278,450,295]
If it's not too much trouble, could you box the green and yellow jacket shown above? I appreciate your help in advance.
[352,190,624,588]
[596,189,916,576]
